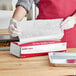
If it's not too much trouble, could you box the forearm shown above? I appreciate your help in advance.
[12,6,27,21]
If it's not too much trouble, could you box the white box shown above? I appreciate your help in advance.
[10,40,67,58]
[48,52,76,66]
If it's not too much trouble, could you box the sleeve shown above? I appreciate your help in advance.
[34,0,40,6]
[16,0,34,12]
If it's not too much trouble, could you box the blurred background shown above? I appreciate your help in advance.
[0,0,39,29]
[0,0,12,10]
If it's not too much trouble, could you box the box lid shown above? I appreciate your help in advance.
[12,40,66,47]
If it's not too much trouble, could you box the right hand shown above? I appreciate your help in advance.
[8,18,21,37]
[61,16,76,30]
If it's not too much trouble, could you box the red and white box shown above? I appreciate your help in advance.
[10,40,67,58]
[48,52,76,66]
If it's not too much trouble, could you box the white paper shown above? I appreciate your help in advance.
[18,19,64,44]
[49,52,76,64]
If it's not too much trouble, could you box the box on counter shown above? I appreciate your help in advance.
[48,52,76,67]
[10,40,67,58]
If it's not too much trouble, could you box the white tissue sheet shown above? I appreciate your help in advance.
[18,19,64,44]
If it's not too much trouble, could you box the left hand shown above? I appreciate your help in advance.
[61,16,76,30]
[8,18,21,37]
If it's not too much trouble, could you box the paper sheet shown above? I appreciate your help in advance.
[18,19,64,44]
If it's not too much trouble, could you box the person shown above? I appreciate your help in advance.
[8,0,76,48]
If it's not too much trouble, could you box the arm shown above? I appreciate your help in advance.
[8,0,34,37]
[12,6,27,21]
[8,6,27,37]
[12,0,35,21]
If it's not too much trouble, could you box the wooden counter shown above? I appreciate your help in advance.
[0,29,9,34]
[0,48,76,76]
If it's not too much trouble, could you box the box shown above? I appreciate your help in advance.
[10,40,67,58]
[48,52,76,67]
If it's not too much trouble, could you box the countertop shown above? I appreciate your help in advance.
[0,48,76,76]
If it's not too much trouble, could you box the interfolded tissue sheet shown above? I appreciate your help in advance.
[18,19,64,43]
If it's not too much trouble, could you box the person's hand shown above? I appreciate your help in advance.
[8,18,21,37]
[61,16,76,30]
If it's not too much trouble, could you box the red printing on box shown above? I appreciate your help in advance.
[12,40,65,47]
[21,52,48,58]
[19,41,65,47]
[67,59,76,63]
[21,50,66,58]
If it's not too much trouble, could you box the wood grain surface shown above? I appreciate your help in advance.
[0,29,9,35]
[0,48,76,76]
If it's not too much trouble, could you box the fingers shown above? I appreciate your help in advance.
[8,24,21,37]
[10,32,18,37]
[61,17,71,26]
[61,17,75,30]
[8,18,21,37]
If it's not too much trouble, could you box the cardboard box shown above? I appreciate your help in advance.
[10,40,67,58]
[48,52,76,67]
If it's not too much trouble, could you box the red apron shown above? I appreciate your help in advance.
[37,0,76,48]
